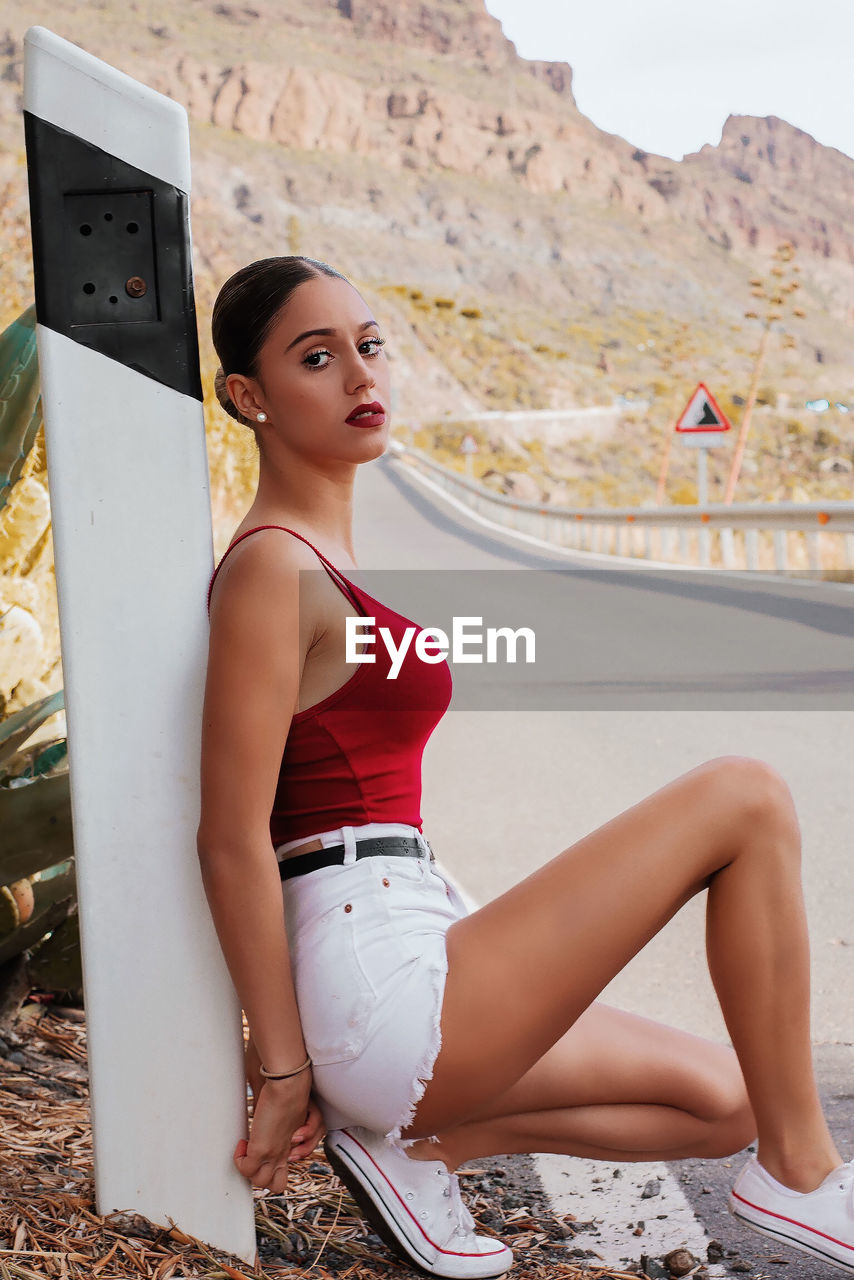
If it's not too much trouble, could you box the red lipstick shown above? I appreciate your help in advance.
[346,401,386,427]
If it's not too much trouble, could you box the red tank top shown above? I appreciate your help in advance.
[206,526,453,846]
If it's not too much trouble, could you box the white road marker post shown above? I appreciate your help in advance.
[23,26,257,1264]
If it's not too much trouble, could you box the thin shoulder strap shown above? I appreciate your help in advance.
[206,525,363,616]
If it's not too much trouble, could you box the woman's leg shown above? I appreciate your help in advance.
[416,1002,757,1170]
[402,756,840,1193]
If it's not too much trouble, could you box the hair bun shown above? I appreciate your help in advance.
[214,365,245,424]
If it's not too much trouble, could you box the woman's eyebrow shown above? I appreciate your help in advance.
[284,320,378,353]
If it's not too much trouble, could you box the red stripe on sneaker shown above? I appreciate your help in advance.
[731,1188,854,1254]
[348,1131,507,1259]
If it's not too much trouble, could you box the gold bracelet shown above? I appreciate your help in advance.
[259,1054,312,1080]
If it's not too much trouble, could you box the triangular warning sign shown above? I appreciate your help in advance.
[675,382,732,432]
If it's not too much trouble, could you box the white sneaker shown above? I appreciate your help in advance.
[324,1127,514,1279]
[729,1153,854,1274]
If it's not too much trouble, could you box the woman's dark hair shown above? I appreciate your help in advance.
[211,256,348,427]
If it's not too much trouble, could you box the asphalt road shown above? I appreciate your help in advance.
[353,451,854,1279]
[669,1046,853,1278]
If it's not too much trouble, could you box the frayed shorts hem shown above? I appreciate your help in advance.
[280,831,468,1145]
[313,955,448,1148]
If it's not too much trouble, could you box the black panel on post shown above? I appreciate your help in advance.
[24,111,203,401]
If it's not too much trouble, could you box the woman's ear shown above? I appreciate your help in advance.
[226,373,261,423]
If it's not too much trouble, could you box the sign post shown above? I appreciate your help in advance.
[674,383,732,566]
[23,26,256,1264]
[460,432,478,477]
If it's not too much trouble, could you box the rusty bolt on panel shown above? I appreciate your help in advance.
[125,276,147,298]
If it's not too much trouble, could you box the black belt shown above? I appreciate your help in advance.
[278,835,433,882]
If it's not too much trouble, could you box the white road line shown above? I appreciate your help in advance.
[432,857,729,1276]
[536,1153,728,1276]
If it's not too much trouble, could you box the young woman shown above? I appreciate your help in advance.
[198,255,852,1280]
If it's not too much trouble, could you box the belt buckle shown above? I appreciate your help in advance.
[422,836,435,862]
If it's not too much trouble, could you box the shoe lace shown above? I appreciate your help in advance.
[443,1172,477,1237]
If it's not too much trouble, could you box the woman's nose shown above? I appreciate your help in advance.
[347,356,376,393]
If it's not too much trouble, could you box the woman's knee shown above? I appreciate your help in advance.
[705,1092,757,1156]
[695,1046,757,1156]
[702,756,800,858]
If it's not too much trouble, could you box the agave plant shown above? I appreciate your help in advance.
[0,689,79,992]
[0,306,80,996]
[0,304,42,508]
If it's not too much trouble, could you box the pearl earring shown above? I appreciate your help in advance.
[256,412,267,422]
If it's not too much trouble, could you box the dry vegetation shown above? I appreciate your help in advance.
[415,399,854,510]
[0,993,644,1280]
[396,278,854,510]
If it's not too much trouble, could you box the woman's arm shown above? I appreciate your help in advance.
[197,532,321,1187]
[244,1028,264,1102]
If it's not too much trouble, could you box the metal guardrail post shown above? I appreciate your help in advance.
[721,528,736,569]
[679,527,690,561]
[774,529,788,572]
[699,525,711,568]
[745,529,760,570]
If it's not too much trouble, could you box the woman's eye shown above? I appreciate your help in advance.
[302,336,385,369]
[303,348,332,369]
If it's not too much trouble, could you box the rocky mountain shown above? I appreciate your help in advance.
[2,1,852,333]
[0,0,852,498]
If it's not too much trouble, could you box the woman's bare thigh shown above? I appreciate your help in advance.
[405,754,789,1137]
[452,1001,749,1127]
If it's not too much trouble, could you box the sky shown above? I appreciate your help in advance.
[484,0,854,161]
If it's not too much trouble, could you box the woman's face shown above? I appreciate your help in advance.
[229,273,391,464]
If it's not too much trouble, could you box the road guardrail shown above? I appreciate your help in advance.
[388,439,854,573]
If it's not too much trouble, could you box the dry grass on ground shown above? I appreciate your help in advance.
[0,993,640,1280]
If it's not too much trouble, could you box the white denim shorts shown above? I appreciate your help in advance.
[277,822,469,1145]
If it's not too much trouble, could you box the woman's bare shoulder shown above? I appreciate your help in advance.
[209,524,322,619]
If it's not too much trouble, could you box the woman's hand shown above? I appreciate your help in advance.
[234,1074,326,1192]
[289,1092,326,1160]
